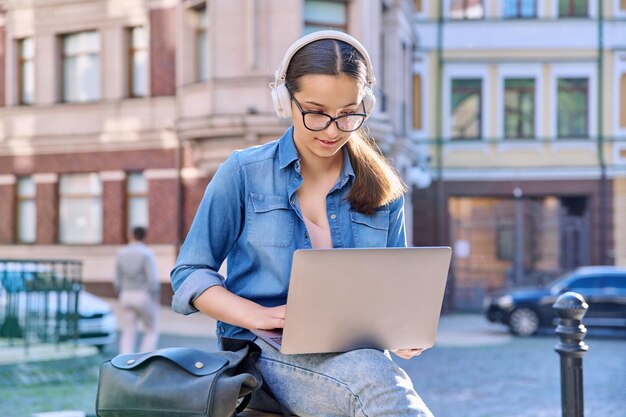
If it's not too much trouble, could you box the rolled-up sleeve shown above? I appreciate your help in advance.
[170,153,244,315]
[387,194,407,248]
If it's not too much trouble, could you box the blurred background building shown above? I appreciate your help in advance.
[1,0,625,310]
[412,0,626,309]
[0,0,425,303]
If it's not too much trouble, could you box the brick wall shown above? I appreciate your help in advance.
[36,181,58,244]
[150,7,176,97]
[1,149,178,245]
[0,23,5,107]
[182,176,210,235]
[148,178,178,244]
[103,179,126,244]
[0,149,176,176]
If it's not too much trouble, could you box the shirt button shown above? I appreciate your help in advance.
[330,213,337,220]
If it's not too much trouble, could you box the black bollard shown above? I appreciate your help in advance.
[553,292,589,417]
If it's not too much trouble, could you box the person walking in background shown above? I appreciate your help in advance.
[171,31,433,416]
[115,226,160,354]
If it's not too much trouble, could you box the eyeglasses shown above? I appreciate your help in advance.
[291,96,367,132]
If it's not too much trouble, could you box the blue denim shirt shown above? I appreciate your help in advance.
[170,127,406,341]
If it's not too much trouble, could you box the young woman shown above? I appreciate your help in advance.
[171,31,434,417]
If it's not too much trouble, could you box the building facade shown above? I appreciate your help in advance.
[412,0,626,309]
[0,0,424,300]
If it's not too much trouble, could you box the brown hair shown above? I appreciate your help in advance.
[285,39,406,215]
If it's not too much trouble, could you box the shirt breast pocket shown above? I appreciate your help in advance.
[350,209,389,248]
[247,193,294,247]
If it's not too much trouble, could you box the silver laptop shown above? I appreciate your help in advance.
[253,247,452,354]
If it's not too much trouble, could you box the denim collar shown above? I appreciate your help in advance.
[278,126,355,187]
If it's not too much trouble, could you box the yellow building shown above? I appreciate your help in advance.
[412,0,626,309]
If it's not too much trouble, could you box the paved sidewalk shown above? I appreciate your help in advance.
[436,312,512,347]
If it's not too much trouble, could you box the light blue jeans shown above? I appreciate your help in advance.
[250,338,434,417]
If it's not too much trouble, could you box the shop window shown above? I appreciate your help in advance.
[496,220,515,261]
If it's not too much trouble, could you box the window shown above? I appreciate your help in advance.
[557,78,589,138]
[128,27,148,97]
[604,276,626,289]
[504,78,535,139]
[196,7,208,82]
[59,173,102,244]
[496,220,515,261]
[568,276,600,290]
[18,38,35,105]
[413,74,422,130]
[503,0,536,18]
[16,177,36,243]
[451,79,482,139]
[304,0,347,34]
[559,0,588,17]
[450,0,484,19]
[127,172,148,230]
[62,31,100,103]
[620,73,626,129]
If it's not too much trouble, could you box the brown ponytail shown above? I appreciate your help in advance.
[346,130,406,215]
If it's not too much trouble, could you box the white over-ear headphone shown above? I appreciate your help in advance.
[270,30,377,120]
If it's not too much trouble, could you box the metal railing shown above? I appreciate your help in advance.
[0,259,82,352]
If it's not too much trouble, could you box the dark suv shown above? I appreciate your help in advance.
[484,266,626,336]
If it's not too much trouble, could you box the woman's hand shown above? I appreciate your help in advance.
[391,348,427,359]
[252,305,286,330]
[193,286,286,330]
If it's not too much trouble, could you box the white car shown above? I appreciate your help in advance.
[0,261,117,350]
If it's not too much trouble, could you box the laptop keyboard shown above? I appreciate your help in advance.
[270,336,283,346]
